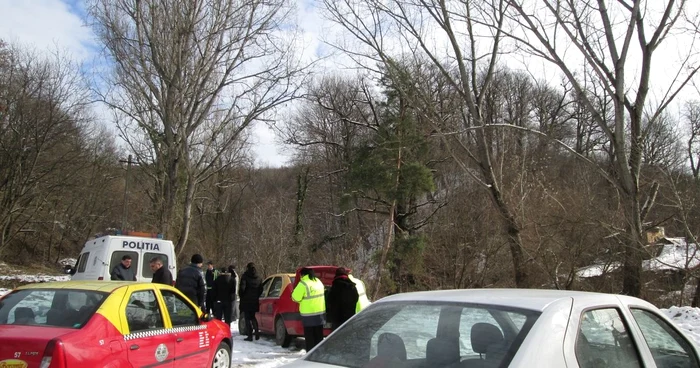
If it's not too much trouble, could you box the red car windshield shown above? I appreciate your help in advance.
[0,289,108,328]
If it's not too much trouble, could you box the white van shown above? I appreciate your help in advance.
[69,233,177,282]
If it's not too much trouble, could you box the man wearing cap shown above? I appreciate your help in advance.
[205,261,219,315]
[175,254,207,310]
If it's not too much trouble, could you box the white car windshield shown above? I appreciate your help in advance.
[305,301,540,368]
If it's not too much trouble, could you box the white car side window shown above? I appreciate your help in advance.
[576,308,642,368]
[630,309,699,368]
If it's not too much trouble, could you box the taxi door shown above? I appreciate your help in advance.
[123,289,175,367]
[160,289,212,367]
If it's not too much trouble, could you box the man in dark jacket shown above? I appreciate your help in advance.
[110,255,137,281]
[175,254,206,310]
[239,262,263,341]
[212,266,237,324]
[150,256,173,285]
[327,267,359,330]
[205,261,218,315]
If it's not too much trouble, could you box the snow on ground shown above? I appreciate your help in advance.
[663,306,700,344]
[0,261,71,283]
[229,326,305,367]
[577,239,700,279]
[0,274,70,283]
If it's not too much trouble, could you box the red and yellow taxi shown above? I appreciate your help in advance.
[239,266,343,347]
[0,281,232,368]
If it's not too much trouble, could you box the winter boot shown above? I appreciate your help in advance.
[252,319,260,340]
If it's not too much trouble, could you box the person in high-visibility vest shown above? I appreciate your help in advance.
[348,273,371,313]
[292,267,326,351]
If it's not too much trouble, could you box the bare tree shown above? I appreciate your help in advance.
[88,0,309,254]
[0,41,92,257]
[507,0,700,296]
[322,0,537,287]
[686,100,700,180]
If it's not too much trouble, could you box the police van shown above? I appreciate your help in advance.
[68,231,177,282]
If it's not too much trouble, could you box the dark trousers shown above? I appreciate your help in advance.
[206,289,215,315]
[303,325,324,351]
[243,311,259,337]
[214,301,233,323]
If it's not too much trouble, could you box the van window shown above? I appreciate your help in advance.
[141,253,170,278]
[110,251,139,277]
[77,252,90,273]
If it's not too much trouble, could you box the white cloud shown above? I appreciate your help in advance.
[0,0,94,60]
[251,123,292,167]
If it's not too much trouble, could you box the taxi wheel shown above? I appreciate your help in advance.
[212,341,231,368]
[275,317,292,348]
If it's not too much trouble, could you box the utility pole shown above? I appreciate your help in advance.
[119,155,134,230]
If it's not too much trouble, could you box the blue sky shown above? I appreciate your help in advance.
[0,0,296,167]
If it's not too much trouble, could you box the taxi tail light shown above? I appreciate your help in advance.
[40,338,66,368]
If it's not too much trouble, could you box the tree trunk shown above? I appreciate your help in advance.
[621,197,645,296]
[176,169,196,257]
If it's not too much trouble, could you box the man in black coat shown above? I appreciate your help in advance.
[212,266,237,324]
[175,254,206,310]
[150,256,173,285]
[205,261,218,315]
[110,254,137,281]
[239,262,263,341]
[327,267,359,330]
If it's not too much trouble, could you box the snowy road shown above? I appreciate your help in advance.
[229,326,305,367]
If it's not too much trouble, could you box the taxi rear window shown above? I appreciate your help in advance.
[0,289,108,328]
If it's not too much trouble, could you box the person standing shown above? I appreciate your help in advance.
[292,267,326,351]
[348,272,371,313]
[175,254,207,310]
[230,265,240,322]
[212,266,237,324]
[150,256,173,285]
[205,261,219,315]
[239,262,263,341]
[110,255,137,281]
[326,267,359,330]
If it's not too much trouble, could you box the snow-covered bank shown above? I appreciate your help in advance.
[663,306,700,344]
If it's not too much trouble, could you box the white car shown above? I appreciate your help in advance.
[281,289,700,368]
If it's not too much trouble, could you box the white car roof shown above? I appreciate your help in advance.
[375,288,654,312]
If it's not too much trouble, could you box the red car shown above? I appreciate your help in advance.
[0,281,232,368]
[239,266,342,347]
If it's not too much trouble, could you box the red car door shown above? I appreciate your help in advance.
[254,277,272,331]
[259,277,283,332]
[160,290,212,367]
[124,289,175,367]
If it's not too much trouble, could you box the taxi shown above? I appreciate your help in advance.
[0,281,232,368]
